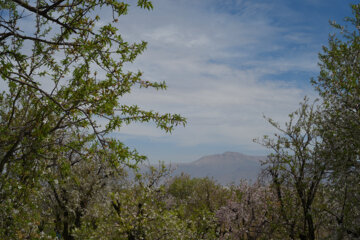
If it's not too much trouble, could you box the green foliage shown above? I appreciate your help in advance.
[257,100,326,239]
[70,166,196,240]
[0,0,185,239]
[2,1,360,239]
[312,4,360,238]
[257,3,360,239]
[167,174,231,239]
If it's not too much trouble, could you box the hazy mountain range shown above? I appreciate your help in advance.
[171,152,265,185]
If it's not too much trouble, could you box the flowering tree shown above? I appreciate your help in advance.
[256,4,360,239]
[312,4,360,238]
[216,180,277,239]
[0,0,185,238]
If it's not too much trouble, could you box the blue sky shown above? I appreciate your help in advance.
[0,1,355,163]
[112,0,355,163]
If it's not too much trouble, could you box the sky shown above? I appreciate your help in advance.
[2,0,354,163]
[110,0,355,163]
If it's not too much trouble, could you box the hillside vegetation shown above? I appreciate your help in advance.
[0,1,360,239]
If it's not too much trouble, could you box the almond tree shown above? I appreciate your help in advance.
[312,4,360,238]
[215,180,277,239]
[0,0,185,238]
[257,100,327,240]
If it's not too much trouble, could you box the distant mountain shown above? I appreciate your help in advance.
[171,152,265,185]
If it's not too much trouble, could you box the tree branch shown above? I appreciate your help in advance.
[10,0,76,33]
[6,75,66,112]
[41,0,67,15]
[1,31,78,46]
[0,32,13,42]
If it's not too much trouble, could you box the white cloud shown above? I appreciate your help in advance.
[1,0,346,162]
[113,0,321,158]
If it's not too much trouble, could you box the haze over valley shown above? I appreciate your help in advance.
[171,152,264,185]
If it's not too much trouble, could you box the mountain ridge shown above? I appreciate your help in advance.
[171,152,265,185]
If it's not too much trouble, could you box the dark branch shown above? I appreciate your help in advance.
[6,75,66,112]
[1,31,78,46]
[41,0,67,14]
[0,32,12,42]
[10,0,77,33]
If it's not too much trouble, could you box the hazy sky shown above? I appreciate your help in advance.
[0,1,354,163]
[111,0,355,163]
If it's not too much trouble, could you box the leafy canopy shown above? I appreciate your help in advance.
[0,0,185,238]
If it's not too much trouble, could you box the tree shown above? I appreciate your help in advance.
[257,4,360,239]
[166,174,230,239]
[215,180,277,239]
[71,164,196,240]
[311,4,360,238]
[257,100,327,240]
[0,0,185,238]
[37,133,125,239]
